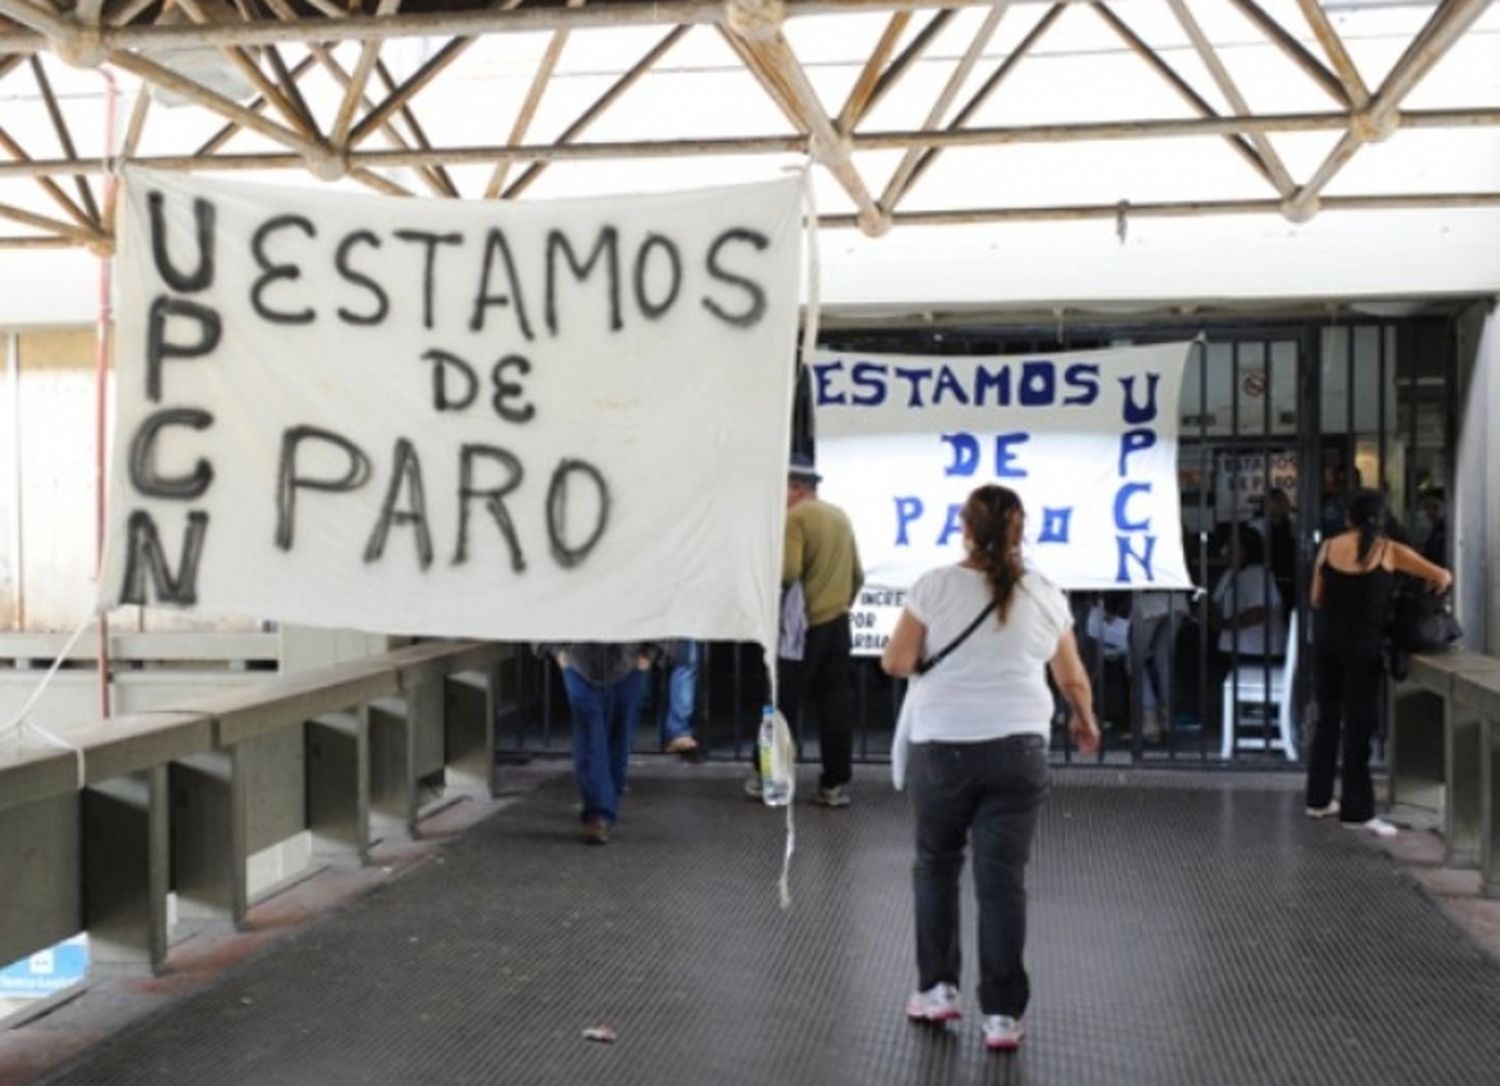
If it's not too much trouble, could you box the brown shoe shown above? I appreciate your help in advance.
[665,735,699,755]
[581,819,610,845]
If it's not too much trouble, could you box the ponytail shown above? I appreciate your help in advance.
[962,485,1025,623]
[1347,489,1386,564]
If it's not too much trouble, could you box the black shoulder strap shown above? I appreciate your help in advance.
[916,602,996,676]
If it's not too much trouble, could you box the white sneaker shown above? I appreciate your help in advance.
[905,983,962,1023]
[813,784,851,808]
[1348,816,1398,838]
[1306,800,1340,819]
[982,1014,1026,1051]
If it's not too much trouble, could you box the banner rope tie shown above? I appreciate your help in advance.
[1,617,93,789]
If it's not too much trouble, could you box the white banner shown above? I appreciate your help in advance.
[813,342,1195,597]
[102,170,802,647]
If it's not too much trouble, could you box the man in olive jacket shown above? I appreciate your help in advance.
[770,452,863,807]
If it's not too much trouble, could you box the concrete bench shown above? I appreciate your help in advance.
[1388,649,1500,898]
[0,640,507,980]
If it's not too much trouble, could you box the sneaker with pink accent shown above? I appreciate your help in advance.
[905,983,962,1023]
[982,1014,1026,1051]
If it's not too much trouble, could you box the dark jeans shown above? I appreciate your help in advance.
[562,667,646,825]
[1307,645,1383,823]
[777,617,855,789]
[910,734,1050,1018]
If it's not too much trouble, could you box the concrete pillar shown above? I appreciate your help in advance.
[83,767,169,972]
[1453,300,1498,653]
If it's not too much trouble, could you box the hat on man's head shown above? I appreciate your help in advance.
[788,451,821,484]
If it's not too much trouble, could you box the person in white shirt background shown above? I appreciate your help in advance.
[1206,523,1287,737]
[1211,523,1286,660]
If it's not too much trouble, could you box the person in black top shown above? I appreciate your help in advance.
[1306,490,1451,837]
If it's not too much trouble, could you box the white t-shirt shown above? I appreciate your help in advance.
[1211,564,1285,655]
[903,566,1072,743]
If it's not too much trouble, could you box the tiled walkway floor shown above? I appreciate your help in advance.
[14,763,1500,1086]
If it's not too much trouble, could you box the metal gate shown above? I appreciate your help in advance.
[498,314,1458,768]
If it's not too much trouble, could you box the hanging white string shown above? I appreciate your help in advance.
[762,161,826,910]
[1,616,94,787]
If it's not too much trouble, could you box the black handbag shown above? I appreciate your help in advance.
[1389,578,1463,654]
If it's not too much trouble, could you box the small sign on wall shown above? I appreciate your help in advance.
[0,935,88,999]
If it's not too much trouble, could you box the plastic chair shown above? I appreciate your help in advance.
[1219,612,1298,761]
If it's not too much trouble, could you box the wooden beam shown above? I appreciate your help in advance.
[726,1,884,234]
[1224,0,1349,108]
[881,1,1012,213]
[1094,3,1279,193]
[856,8,956,129]
[346,0,527,149]
[0,198,106,246]
[0,234,78,249]
[109,0,157,27]
[194,52,316,156]
[4,108,1498,181]
[1164,0,1295,198]
[835,10,911,134]
[0,123,98,231]
[264,43,319,135]
[16,189,1500,250]
[896,3,1062,200]
[485,0,585,199]
[503,25,689,199]
[254,0,448,194]
[820,191,1500,228]
[28,54,101,224]
[107,49,330,161]
[0,0,71,40]
[1293,0,1370,109]
[332,0,401,146]
[0,2,1009,53]
[372,58,458,197]
[1287,0,1492,218]
[172,0,321,141]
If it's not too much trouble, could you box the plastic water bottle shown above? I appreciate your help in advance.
[757,704,791,807]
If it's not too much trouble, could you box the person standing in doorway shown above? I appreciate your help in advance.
[1129,590,1188,743]
[881,484,1099,1053]
[1306,489,1451,836]
[748,452,863,807]
[1255,487,1298,605]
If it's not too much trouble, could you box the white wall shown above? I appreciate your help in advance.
[1454,300,1499,652]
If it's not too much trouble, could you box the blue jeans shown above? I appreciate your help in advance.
[663,641,700,743]
[563,667,647,825]
[911,734,1050,1018]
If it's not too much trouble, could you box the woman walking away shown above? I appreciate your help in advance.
[881,485,1100,1054]
[1307,488,1451,837]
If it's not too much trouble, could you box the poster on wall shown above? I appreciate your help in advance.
[811,343,1195,653]
[101,170,802,647]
